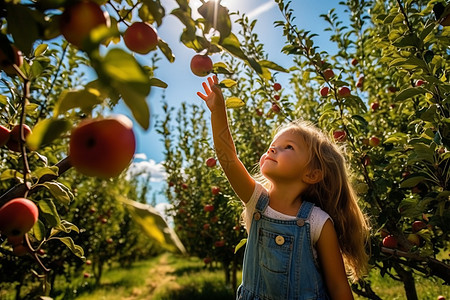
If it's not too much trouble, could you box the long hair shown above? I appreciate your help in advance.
[254,120,370,281]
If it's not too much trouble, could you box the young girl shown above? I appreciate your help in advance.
[197,75,370,300]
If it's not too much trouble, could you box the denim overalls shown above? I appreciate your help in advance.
[237,191,330,300]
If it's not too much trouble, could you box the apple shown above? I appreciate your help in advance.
[190,54,213,77]
[12,244,28,256]
[106,237,113,244]
[351,58,358,66]
[273,83,282,91]
[274,95,280,101]
[415,79,426,87]
[0,45,23,76]
[320,86,329,97]
[204,204,214,212]
[0,125,10,147]
[83,272,91,278]
[412,220,427,232]
[210,215,219,223]
[203,257,212,264]
[100,218,107,224]
[0,198,39,237]
[387,86,397,93]
[123,22,158,54]
[206,157,217,168]
[37,249,45,256]
[69,115,136,178]
[356,75,364,88]
[323,69,334,80]
[211,186,220,195]
[181,183,188,189]
[333,130,347,142]
[382,235,398,248]
[407,233,421,247]
[370,102,380,111]
[271,103,280,113]
[86,259,92,265]
[203,223,210,230]
[7,124,31,152]
[60,0,109,49]
[214,240,225,247]
[256,108,264,116]
[338,86,351,97]
[369,136,380,147]
[437,296,446,300]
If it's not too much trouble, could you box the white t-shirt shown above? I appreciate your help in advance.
[243,182,331,259]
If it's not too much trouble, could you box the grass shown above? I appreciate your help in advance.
[2,253,448,299]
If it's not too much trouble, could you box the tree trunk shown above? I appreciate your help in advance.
[394,263,418,300]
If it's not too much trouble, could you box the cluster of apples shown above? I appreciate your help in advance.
[0,124,32,152]
[381,220,429,250]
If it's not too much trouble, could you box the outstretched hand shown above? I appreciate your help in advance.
[196,75,224,113]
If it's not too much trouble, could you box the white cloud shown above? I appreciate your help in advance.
[133,153,148,160]
[127,159,167,182]
[247,1,277,19]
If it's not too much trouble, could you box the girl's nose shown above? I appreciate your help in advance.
[268,147,276,154]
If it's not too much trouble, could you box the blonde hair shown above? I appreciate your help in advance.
[254,120,370,281]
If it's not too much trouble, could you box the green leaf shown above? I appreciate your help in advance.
[198,1,231,41]
[392,33,421,48]
[219,33,246,61]
[225,97,245,108]
[158,38,175,62]
[0,169,23,182]
[26,118,71,151]
[351,115,368,128]
[149,77,168,88]
[114,81,151,130]
[33,219,46,242]
[6,3,39,55]
[395,87,426,102]
[34,44,48,57]
[38,199,61,227]
[220,78,237,88]
[58,237,85,259]
[33,166,59,180]
[54,220,80,234]
[259,60,288,72]
[41,182,73,206]
[400,175,426,188]
[53,88,103,116]
[118,196,186,254]
[234,238,247,254]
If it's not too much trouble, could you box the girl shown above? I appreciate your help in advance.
[197,75,370,300]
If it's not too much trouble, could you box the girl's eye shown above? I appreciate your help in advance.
[285,144,294,150]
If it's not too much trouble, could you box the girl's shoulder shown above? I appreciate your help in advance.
[309,205,332,244]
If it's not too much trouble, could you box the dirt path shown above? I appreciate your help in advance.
[122,253,179,300]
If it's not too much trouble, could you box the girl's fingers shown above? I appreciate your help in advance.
[197,91,207,100]
[208,76,214,87]
[202,81,211,94]
[213,75,218,85]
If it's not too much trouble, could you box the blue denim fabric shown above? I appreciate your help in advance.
[237,191,330,300]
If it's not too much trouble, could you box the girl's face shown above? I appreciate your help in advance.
[259,129,312,183]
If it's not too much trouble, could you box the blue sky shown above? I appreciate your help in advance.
[121,0,346,208]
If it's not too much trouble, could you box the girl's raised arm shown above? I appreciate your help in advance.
[197,75,255,203]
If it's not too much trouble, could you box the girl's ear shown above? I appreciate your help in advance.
[303,169,323,184]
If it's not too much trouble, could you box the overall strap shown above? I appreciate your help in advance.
[255,190,270,212]
[296,201,314,219]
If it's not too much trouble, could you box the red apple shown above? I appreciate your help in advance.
[412,220,427,232]
[0,125,10,147]
[7,124,31,152]
[206,157,216,167]
[181,183,188,189]
[320,86,329,97]
[210,215,219,223]
[203,257,212,264]
[203,223,210,230]
[323,69,334,80]
[271,103,280,113]
[437,296,446,300]
[211,186,220,195]
[86,259,92,265]
[369,136,380,147]
[0,198,39,237]
[190,54,213,77]
[0,45,23,76]
[204,204,214,212]
[123,22,158,54]
[333,130,347,142]
[256,108,264,116]
[371,102,380,111]
[106,237,113,244]
[273,83,282,91]
[382,235,398,248]
[356,75,364,88]
[415,79,425,87]
[338,86,351,97]
[387,86,397,93]
[60,0,109,49]
[83,272,91,278]
[69,115,136,178]
[351,58,358,66]
[274,95,280,101]
[214,240,225,247]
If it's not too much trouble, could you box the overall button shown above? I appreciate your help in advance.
[254,212,261,220]
[296,219,305,227]
[275,235,285,245]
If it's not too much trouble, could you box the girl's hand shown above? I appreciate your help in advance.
[197,75,224,113]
